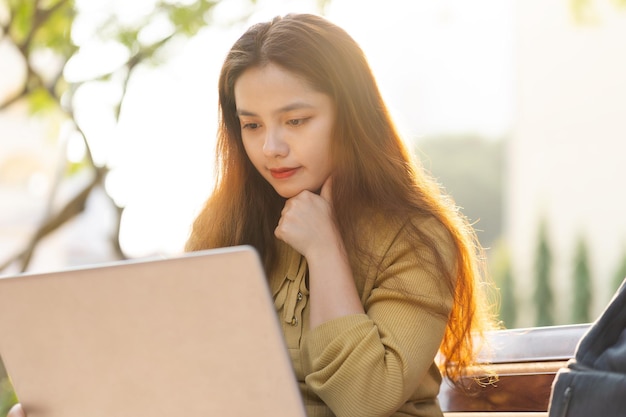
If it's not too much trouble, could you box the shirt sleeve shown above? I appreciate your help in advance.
[302,217,455,417]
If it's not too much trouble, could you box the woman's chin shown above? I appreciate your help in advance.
[276,190,302,199]
[274,185,319,199]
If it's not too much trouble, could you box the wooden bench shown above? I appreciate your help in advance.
[438,323,591,417]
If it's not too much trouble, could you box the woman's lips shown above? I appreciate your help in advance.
[270,167,299,179]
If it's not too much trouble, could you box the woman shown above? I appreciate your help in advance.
[9,12,492,417]
[185,13,492,417]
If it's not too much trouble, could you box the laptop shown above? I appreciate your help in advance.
[0,245,306,417]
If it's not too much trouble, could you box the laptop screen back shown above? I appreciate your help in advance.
[0,246,305,417]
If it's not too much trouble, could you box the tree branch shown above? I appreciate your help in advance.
[17,0,71,53]
[0,169,105,272]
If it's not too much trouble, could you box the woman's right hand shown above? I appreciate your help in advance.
[7,404,25,417]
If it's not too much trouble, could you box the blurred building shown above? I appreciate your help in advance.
[507,0,626,325]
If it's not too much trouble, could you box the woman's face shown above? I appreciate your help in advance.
[234,64,335,199]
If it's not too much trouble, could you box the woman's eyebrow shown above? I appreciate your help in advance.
[275,102,314,114]
[236,101,314,117]
[236,108,257,117]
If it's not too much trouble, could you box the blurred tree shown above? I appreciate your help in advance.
[415,135,504,250]
[571,233,592,324]
[613,247,626,292]
[490,239,516,328]
[0,0,237,272]
[534,218,554,327]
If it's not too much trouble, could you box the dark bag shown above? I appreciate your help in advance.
[547,277,626,417]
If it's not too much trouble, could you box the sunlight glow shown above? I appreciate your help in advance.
[63,0,514,257]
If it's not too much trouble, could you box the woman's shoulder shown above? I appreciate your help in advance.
[351,209,458,294]
[360,208,451,238]
[356,209,455,257]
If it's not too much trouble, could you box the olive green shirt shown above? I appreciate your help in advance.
[270,213,455,417]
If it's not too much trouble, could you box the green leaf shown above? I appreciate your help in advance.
[32,0,77,57]
[8,0,35,44]
[164,0,218,36]
[26,86,57,113]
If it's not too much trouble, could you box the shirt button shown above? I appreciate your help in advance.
[290,316,298,326]
[297,291,303,301]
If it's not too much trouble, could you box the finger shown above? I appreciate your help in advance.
[320,176,333,203]
[8,404,26,417]
[275,203,287,240]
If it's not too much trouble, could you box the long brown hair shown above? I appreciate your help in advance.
[186,13,493,383]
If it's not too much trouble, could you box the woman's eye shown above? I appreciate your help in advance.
[287,118,307,127]
[242,122,260,130]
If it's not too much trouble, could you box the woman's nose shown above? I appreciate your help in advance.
[262,128,289,157]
